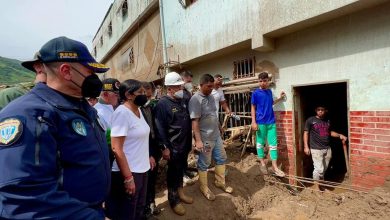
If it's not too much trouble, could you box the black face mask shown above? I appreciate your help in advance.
[134,95,148,107]
[81,74,103,98]
[71,67,103,98]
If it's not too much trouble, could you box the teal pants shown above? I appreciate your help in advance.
[256,123,278,161]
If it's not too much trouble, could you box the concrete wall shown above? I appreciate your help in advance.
[188,2,390,111]
[162,0,386,63]
[101,11,162,82]
[184,2,390,188]
[92,0,154,61]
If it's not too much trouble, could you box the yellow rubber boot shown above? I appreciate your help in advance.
[172,203,186,216]
[214,165,233,193]
[178,187,193,204]
[198,171,216,201]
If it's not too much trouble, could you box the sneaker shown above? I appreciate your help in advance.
[273,168,285,177]
[150,203,161,215]
[260,164,268,175]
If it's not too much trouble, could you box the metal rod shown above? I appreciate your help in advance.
[282,175,369,193]
[158,0,169,74]
[285,174,371,190]
[265,179,339,195]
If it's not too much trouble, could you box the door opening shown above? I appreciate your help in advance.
[293,82,349,183]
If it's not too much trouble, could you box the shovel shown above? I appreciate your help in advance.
[342,140,349,178]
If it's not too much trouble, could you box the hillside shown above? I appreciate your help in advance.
[0,56,35,86]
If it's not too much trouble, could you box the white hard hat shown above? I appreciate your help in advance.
[164,71,185,86]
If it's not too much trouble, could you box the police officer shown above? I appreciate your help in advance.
[0,36,110,219]
[0,52,46,110]
[154,72,193,216]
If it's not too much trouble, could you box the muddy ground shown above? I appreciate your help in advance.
[153,145,390,220]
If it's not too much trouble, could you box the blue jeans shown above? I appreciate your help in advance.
[197,137,227,171]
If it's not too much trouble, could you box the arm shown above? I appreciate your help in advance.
[273,91,286,105]
[154,103,171,160]
[192,118,204,151]
[111,136,135,194]
[220,100,231,115]
[303,131,310,156]
[251,104,258,131]
[331,131,348,142]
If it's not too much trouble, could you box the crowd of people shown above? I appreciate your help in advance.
[0,36,347,219]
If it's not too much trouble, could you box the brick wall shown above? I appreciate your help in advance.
[275,111,294,175]
[350,111,390,188]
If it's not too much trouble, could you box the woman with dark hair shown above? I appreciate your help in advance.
[105,79,150,220]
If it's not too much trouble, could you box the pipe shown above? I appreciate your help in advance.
[159,0,169,74]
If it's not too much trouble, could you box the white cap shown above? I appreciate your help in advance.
[164,71,185,86]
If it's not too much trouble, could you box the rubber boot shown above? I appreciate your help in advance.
[198,171,216,201]
[178,187,193,204]
[168,188,186,216]
[172,203,186,216]
[214,165,233,193]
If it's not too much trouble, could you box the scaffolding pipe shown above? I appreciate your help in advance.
[159,0,169,74]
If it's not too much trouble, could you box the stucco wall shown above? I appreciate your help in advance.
[187,2,390,111]
[162,0,384,64]
[93,0,154,61]
[102,12,163,82]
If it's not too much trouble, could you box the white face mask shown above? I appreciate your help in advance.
[174,90,184,99]
[184,82,193,92]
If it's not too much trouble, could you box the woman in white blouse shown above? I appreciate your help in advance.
[105,79,150,220]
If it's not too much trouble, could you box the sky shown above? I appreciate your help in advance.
[0,0,113,61]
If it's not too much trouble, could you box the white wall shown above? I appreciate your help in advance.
[187,3,390,111]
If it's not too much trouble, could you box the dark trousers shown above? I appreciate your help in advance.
[167,151,188,207]
[145,156,160,205]
[105,172,148,220]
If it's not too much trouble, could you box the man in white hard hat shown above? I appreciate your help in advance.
[154,72,193,216]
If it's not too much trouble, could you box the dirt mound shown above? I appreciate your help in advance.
[154,146,390,220]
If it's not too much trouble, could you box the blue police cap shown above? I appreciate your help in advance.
[37,36,109,73]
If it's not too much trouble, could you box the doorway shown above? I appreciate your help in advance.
[293,82,349,182]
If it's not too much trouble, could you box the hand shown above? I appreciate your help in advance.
[340,134,347,142]
[149,156,156,170]
[304,146,310,156]
[162,148,170,160]
[124,180,136,195]
[195,140,204,152]
[280,91,286,100]
[251,122,258,131]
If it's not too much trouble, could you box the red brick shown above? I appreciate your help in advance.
[376,123,390,129]
[350,111,375,116]
[350,122,376,128]
[376,147,390,153]
[350,133,375,140]
[350,128,362,133]
[364,140,390,147]
[363,117,390,123]
[363,128,390,135]
[350,116,363,122]
[376,135,390,141]
[350,138,363,144]
[359,150,390,159]
[376,111,390,116]
[350,144,375,151]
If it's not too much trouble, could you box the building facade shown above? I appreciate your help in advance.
[161,0,390,188]
[92,0,163,82]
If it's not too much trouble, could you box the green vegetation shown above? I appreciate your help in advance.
[0,56,35,86]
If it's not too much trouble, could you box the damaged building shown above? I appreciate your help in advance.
[93,0,390,189]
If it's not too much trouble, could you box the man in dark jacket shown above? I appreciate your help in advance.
[0,36,110,219]
[154,71,193,216]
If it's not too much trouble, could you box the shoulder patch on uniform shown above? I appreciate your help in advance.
[72,119,87,136]
[0,118,23,146]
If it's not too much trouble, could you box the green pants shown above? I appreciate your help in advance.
[256,123,278,161]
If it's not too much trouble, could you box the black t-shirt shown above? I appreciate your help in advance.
[304,116,331,149]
